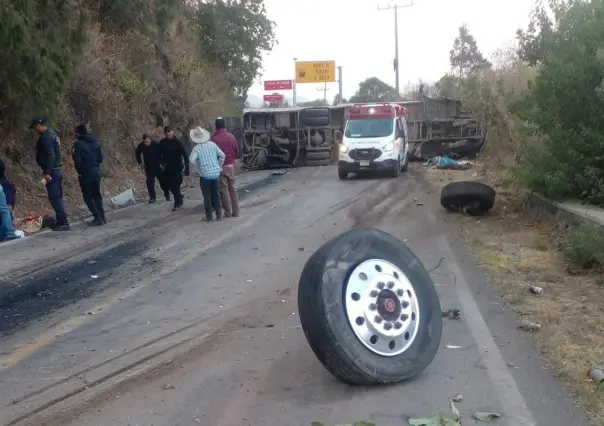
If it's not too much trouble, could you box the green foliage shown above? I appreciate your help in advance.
[195,0,276,98]
[349,77,401,103]
[562,222,604,269]
[512,0,604,205]
[332,94,347,105]
[118,72,150,98]
[0,0,86,128]
[449,23,491,81]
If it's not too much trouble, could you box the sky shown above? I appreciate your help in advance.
[247,0,534,105]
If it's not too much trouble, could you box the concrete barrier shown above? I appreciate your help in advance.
[523,192,604,231]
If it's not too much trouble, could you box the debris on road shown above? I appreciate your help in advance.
[91,274,99,279]
[163,384,175,390]
[442,308,461,320]
[472,412,501,422]
[87,260,98,265]
[528,286,543,295]
[452,394,463,402]
[426,156,473,170]
[445,344,463,349]
[517,319,541,332]
[588,365,604,384]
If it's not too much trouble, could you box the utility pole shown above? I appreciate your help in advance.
[316,82,329,104]
[378,1,413,95]
[337,66,343,104]
[292,57,297,107]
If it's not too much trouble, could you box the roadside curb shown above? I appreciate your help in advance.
[523,192,604,232]
[1,171,286,247]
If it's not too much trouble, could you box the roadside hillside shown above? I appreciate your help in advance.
[0,0,275,219]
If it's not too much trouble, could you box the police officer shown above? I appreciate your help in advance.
[31,117,70,231]
[72,124,106,226]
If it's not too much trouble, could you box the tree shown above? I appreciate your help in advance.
[449,24,491,82]
[195,0,276,98]
[512,0,604,205]
[264,93,286,108]
[349,77,401,103]
[332,94,347,105]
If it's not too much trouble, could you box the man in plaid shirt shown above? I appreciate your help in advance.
[189,127,225,221]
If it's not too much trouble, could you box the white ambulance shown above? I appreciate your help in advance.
[337,103,409,179]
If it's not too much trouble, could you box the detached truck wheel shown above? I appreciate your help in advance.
[440,181,496,216]
[297,228,442,385]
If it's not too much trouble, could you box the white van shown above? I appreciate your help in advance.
[337,103,409,179]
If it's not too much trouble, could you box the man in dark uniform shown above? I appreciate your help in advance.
[159,126,189,211]
[136,134,169,203]
[72,124,106,226]
[30,117,70,231]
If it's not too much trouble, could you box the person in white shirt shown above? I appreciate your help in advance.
[189,127,225,221]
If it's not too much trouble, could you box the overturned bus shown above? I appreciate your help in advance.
[328,96,486,161]
[241,107,344,170]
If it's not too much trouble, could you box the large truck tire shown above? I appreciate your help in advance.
[306,158,331,167]
[338,168,348,180]
[401,152,409,172]
[440,181,495,216]
[298,228,443,385]
[300,108,330,127]
[306,150,331,161]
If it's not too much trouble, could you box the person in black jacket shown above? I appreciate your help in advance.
[72,124,106,226]
[31,116,70,231]
[136,134,169,203]
[159,126,189,211]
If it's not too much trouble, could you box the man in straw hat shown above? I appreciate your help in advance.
[189,127,225,221]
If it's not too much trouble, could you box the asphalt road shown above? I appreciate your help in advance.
[0,165,587,426]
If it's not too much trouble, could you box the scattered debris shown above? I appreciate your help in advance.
[426,156,472,170]
[271,170,288,176]
[298,247,305,251]
[163,384,175,390]
[87,260,98,265]
[588,365,604,384]
[528,286,543,295]
[446,344,463,349]
[91,275,99,279]
[110,187,135,208]
[517,319,541,332]
[506,362,518,368]
[442,309,461,320]
[246,279,253,283]
[472,412,501,422]
[452,394,463,402]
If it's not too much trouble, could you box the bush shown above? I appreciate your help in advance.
[512,0,604,206]
[562,222,604,269]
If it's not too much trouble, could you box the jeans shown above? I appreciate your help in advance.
[0,184,15,241]
[219,165,239,217]
[79,169,105,222]
[146,170,169,200]
[164,171,183,208]
[200,177,221,219]
[46,169,69,225]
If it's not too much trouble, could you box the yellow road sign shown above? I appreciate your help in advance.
[295,60,336,83]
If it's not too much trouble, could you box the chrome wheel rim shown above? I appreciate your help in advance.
[344,259,420,356]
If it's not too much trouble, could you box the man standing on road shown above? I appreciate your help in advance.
[159,126,189,211]
[136,134,169,203]
[72,124,106,226]
[212,117,240,218]
[189,127,224,221]
[31,117,70,231]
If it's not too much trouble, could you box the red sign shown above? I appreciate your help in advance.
[264,80,293,90]
[263,94,283,103]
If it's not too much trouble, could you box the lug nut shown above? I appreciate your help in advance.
[384,323,393,330]
[374,315,383,323]
[394,322,402,329]
[402,301,409,308]
[369,303,377,310]
[377,282,385,289]
[400,314,409,321]
[396,289,404,297]
[370,290,378,297]
[387,281,394,289]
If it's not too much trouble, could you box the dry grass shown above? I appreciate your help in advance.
[421,163,604,425]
